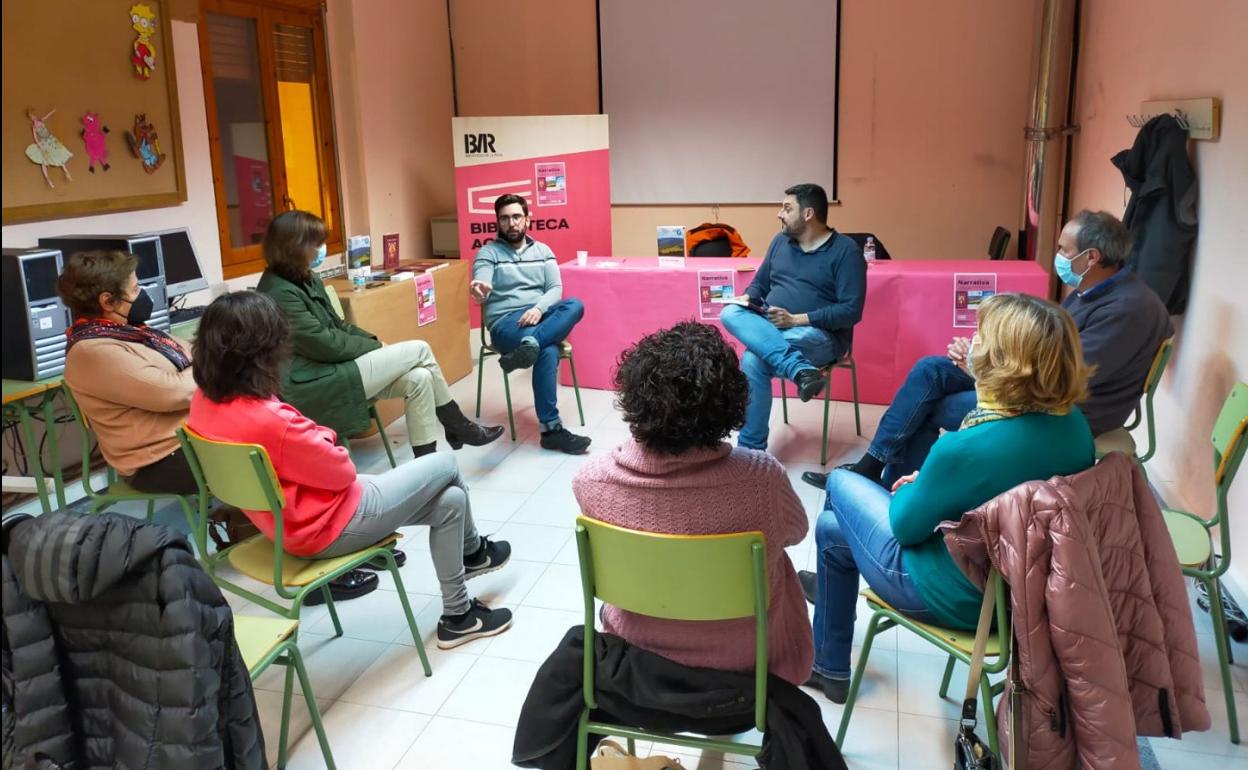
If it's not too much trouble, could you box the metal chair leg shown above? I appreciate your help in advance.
[372,406,397,469]
[849,360,862,436]
[475,350,486,418]
[322,587,344,637]
[981,673,1000,755]
[1205,576,1242,743]
[277,662,296,769]
[567,353,586,426]
[386,551,432,677]
[780,381,789,424]
[288,642,336,769]
[821,370,833,466]
[938,654,957,698]
[837,611,887,744]
[502,372,517,440]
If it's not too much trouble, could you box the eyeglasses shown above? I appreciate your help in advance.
[497,214,526,224]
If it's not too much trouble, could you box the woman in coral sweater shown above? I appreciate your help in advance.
[572,321,813,685]
[187,291,513,649]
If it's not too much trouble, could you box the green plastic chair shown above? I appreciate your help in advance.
[573,516,769,767]
[62,386,201,527]
[473,319,585,440]
[1162,381,1246,744]
[838,570,1011,754]
[1094,337,1174,470]
[176,425,431,678]
[235,614,335,769]
[323,286,399,469]
[779,350,863,465]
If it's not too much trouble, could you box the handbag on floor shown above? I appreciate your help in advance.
[954,578,999,770]
[591,740,685,770]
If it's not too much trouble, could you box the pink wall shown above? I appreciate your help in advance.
[327,0,457,266]
[1067,0,1248,592]
[2,21,224,295]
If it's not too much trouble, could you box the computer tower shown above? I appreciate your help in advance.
[38,234,171,330]
[1,248,71,380]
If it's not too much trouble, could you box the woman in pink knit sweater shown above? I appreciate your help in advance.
[572,322,813,685]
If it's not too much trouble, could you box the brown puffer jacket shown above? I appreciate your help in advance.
[940,453,1209,770]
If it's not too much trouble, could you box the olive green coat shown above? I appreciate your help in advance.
[255,269,381,436]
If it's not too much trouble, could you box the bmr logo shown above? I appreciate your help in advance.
[464,133,497,155]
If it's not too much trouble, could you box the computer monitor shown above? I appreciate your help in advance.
[149,227,208,298]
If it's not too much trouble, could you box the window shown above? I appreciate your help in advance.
[198,0,341,278]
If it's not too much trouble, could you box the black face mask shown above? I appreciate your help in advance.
[121,288,154,326]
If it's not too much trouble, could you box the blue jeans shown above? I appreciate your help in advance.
[488,298,585,430]
[719,304,844,450]
[869,356,977,487]
[813,469,937,678]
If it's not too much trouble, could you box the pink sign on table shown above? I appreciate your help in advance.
[698,269,736,319]
[954,273,997,328]
[558,257,1050,405]
[415,272,437,326]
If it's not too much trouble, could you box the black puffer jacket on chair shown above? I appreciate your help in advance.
[1,512,264,770]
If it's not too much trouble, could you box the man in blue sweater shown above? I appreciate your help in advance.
[720,183,866,451]
[799,209,1173,491]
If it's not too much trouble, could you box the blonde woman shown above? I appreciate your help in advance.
[805,293,1096,702]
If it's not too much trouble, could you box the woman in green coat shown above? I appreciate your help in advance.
[257,211,503,458]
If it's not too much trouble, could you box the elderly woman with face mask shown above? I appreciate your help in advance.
[804,293,1096,704]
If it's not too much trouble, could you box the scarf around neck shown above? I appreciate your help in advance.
[66,317,191,372]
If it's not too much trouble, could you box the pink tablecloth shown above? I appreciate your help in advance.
[559,257,1050,404]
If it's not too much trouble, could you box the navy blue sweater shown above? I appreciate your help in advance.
[745,231,866,343]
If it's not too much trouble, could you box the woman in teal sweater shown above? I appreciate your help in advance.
[805,293,1096,703]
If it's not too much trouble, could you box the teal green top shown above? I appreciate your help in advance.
[892,409,1095,628]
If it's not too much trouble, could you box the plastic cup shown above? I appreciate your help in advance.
[576,250,588,266]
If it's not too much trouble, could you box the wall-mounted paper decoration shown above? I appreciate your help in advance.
[25,108,73,188]
[80,111,111,172]
[125,112,165,173]
[129,3,157,79]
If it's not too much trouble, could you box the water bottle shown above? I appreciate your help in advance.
[350,267,367,292]
[863,236,877,263]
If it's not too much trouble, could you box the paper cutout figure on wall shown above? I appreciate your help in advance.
[80,112,111,173]
[129,4,157,79]
[25,109,74,188]
[126,113,166,173]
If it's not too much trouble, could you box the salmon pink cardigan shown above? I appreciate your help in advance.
[187,392,361,557]
[572,439,813,685]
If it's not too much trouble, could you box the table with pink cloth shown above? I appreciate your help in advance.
[558,257,1051,404]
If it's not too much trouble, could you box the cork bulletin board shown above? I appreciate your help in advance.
[2,0,187,224]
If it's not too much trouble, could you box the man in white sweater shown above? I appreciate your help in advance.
[470,194,591,454]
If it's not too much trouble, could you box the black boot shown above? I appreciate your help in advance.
[413,442,438,458]
[436,401,505,449]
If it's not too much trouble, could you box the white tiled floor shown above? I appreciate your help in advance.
[19,348,1245,769]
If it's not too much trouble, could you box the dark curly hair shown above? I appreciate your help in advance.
[613,321,749,454]
[193,291,291,402]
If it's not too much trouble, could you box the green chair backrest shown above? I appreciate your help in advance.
[61,386,95,478]
[1213,382,1248,494]
[178,425,285,513]
[1143,338,1174,399]
[575,515,769,731]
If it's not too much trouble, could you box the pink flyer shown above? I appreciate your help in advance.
[534,161,567,206]
[698,270,736,320]
[953,273,997,328]
[415,272,437,326]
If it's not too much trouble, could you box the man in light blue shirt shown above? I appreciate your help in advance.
[471,194,590,454]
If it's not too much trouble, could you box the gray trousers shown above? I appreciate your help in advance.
[312,453,480,615]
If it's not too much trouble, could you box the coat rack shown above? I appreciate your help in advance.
[1126,97,1221,140]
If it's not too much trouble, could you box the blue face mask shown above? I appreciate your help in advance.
[1054,248,1090,288]
[310,243,328,269]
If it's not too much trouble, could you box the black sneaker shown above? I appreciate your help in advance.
[540,426,592,454]
[798,569,817,605]
[303,569,378,605]
[804,670,850,704]
[794,369,825,402]
[436,599,513,649]
[498,338,540,372]
[800,471,829,490]
[464,536,511,580]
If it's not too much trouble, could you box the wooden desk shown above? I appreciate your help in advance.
[3,375,66,513]
[326,260,471,432]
